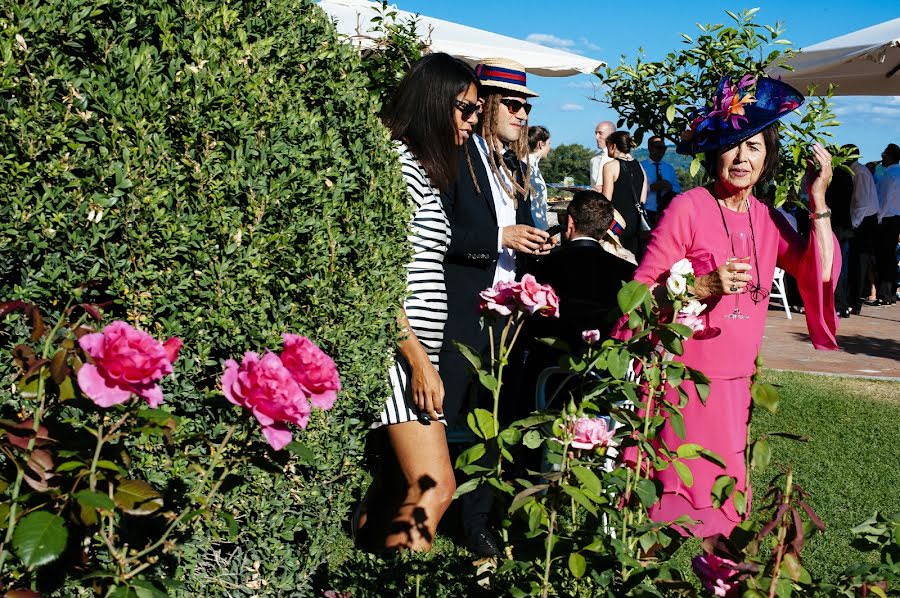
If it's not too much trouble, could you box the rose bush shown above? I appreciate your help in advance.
[281,333,342,410]
[516,274,560,317]
[0,0,411,592]
[77,321,181,408]
[569,416,616,450]
[581,329,601,344]
[479,280,519,316]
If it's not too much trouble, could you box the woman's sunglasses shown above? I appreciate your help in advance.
[499,98,533,116]
[454,100,482,120]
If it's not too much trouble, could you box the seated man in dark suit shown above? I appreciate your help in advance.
[502,191,637,421]
[528,190,638,348]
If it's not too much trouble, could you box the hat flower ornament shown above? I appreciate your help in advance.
[676,75,804,156]
[709,74,757,128]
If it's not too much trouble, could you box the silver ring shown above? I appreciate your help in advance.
[730,285,738,292]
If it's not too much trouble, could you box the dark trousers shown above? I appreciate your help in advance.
[876,216,900,301]
[440,311,501,539]
[833,231,852,312]
[849,215,878,309]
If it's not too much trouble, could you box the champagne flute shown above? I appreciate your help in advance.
[726,231,751,320]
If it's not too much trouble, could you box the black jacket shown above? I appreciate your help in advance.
[439,135,536,423]
[441,136,535,350]
[527,238,637,347]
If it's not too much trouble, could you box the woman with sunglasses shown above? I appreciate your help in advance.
[617,76,839,540]
[357,53,480,552]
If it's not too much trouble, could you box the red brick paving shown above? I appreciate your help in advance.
[760,302,900,379]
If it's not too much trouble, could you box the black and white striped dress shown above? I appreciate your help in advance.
[378,142,450,426]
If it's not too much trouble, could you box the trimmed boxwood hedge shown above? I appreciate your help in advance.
[1,0,410,593]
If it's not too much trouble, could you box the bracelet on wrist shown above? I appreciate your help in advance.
[809,209,832,220]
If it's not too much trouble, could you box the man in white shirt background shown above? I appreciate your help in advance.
[589,120,615,193]
[640,135,681,223]
[875,143,900,305]
[844,144,880,314]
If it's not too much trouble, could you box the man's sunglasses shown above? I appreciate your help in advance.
[454,100,482,120]
[499,98,533,116]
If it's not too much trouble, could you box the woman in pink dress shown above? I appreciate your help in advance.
[630,76,840,538]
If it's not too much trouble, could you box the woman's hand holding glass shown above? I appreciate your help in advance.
[692,260,753,300]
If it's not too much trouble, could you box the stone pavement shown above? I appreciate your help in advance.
[760,301,900,380]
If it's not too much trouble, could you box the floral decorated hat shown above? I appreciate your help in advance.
[676,75,804,156]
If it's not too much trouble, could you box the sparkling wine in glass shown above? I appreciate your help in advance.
[726,231,751,320]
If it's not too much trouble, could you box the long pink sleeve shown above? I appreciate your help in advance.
[772,210,840,350]
[614,188,839,379]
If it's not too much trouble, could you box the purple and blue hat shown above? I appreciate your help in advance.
[676,76,804,156]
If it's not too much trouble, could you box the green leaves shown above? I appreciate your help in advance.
[523,430,543,449]
[601,9,846,206]
[634,478,659,508]
[617,281,650,315]
[711,475,737,509]
[672,460,694,487]
[665,104,676,123]
[74,489,116,511]
[467,408,497,440]
[454,342,483,372]
[1,0,418,591]
[12,511,68,568]
[572,466,604,497]
[752,382,780,414]
[114,479,163,515]
[751,438,772,470]
[568,552,587,578]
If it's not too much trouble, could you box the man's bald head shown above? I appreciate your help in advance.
[595,121,615,150]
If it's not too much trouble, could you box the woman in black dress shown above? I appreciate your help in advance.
[601,131,648,255]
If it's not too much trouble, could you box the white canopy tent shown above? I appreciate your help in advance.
[317,0,604,77]
[768,18,900,96]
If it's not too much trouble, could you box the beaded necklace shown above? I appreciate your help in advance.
[712,192,770,305]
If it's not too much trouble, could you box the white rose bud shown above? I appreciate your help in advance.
[666,273,687,297]
[670,258,694,277]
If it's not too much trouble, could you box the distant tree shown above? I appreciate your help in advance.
[542,143,595,186]
[601,8,849,206]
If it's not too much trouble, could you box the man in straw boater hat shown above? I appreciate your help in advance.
[439,57,552,557]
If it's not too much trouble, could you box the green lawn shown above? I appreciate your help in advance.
[331,371,900,594]
[746,370,900,580]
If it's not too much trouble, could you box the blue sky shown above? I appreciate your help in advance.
[397,0,899,163]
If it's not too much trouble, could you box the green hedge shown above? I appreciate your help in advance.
[0,0,409,593]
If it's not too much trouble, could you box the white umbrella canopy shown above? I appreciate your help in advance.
[768,18,900,96]
[317,0,605,77]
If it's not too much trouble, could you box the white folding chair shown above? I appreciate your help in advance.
[770,267,792,319]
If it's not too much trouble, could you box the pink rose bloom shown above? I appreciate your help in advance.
[479,280,518,316]
[582,329,601,344]
[77,321,181,408]
[675,312,705,334]
[280,334,340,410]
[221,351,311,450]
[516,274,560,318]
[692,554,741,598]
[569,416,615,450]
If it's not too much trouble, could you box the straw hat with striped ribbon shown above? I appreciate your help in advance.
[474,58,538,97]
